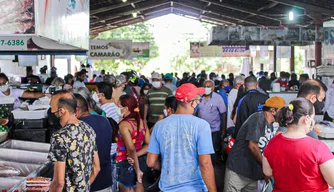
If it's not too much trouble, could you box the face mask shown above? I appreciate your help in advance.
[143,90,149,95]
[224,86,231,92]
[163,109,168,117]
[48,109,61,126]
[205,88,212,95]
[56,86,62,91]
[0,84,9,92]
[281,78,287,82]
[116,107,125,118]
[152,81,161,88]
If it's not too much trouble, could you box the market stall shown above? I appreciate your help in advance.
[0,140,52,192]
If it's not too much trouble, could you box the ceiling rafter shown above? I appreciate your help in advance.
[91,0,170,24]
[90,0,144,15]
[91,9,171,34]
[198,0,282,24]
[269,0,334,16]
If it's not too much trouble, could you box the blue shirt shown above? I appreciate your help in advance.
[218,89,228,107]
[197,92,227,132]
[148,114,214,192]
[79,115,113,191]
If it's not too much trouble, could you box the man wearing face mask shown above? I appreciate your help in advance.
[147,83,217,192]
[48,90,100,192]
[197,80,227,163]
[276,80,327,139]
[144,72,173,129]
[224,96,285,192]
[97,82,119,123]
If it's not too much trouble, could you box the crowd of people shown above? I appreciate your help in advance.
[3,65,334,192]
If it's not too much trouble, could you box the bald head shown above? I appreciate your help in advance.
[50,90,77,114]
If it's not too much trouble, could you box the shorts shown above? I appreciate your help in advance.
[116,155,147,188]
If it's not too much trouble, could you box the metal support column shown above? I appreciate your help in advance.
[290,46,295,72]
[273,46,277,72]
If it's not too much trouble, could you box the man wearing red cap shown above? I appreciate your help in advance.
[147,83,217,192]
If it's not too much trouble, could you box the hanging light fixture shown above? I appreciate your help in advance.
[289,11,294,21]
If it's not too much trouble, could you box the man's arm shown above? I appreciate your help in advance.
[199,154,217,192]
[50,162,66,192]
[90,151,100,184]
[248,141,262,165]
[147,153,161,170]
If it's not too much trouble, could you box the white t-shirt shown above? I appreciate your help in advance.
[227,88,238,128]
[0,88,24,109]
[101,103,119,123]
[73,81,86,88]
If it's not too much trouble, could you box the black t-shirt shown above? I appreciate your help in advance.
[234,90,269,138]
[258,77,271,92]
[289,80,300,88]
[79,115,113,191]
[45,77,55,85]
[22,75,42,84]
[227,112,274,180]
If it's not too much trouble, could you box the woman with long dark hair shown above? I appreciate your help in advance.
[116,95,150,192]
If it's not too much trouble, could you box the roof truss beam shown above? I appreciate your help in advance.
[198,0,281,23]
[269,0,334,16]
[91,0,144,15]
[91,0,170,24]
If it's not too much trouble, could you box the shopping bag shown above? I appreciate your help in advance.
[261,180,273,192]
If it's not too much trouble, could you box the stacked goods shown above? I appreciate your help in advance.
[0,166,20,177]
[24,177,50,192]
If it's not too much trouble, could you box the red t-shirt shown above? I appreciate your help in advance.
[264,134,333,192]
[276,79,289,88]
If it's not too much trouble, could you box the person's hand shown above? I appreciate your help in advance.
[44,93,51,98]
[137,170,143,184]
[127,157,134,166]
[264,174,271,183]
[0,118,8,126]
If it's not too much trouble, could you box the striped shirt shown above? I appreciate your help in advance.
[145,86,173,123]
[101,103,119,123]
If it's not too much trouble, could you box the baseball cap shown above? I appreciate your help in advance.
[175,83,205,103]
[152,72,162,80]
[264,96,286,109]
[164,73,173,79]
[115,74,126,87]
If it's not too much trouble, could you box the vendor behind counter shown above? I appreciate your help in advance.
[0,73,51,109]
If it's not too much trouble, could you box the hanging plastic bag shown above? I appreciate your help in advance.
[261,180,273,192]
[225,135,235,153]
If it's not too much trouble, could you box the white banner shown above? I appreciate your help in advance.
[324,28,334,58]
[277,46,291,58]
[89,40,133,60]
[0,36,29,50]
[260,46,268,57]
[35,0,90,49]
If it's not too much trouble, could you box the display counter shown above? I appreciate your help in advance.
[0,140,52,191]
[268,91,298,104]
